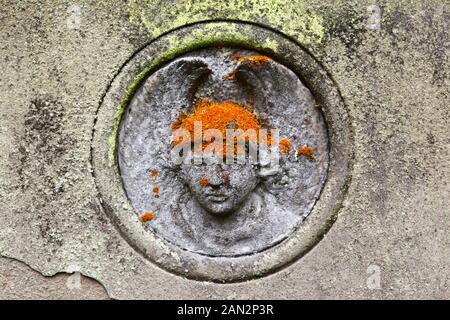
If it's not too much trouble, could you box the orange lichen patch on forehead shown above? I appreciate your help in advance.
[297,145,314,160]
[152,186,160,197]
[171,99,291,157]
[279,139,292,156]
[176,99,262,141]
[233,55,271,65]
[199,177,209,187]
[139,212,156,222]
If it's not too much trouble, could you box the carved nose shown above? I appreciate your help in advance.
[207,165,224,187]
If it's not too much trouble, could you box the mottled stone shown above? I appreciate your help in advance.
[0,0,448,299]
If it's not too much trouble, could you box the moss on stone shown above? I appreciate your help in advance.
[128,0,325,45]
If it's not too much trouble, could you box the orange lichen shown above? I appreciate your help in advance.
[224,55,270,81]
[139,212,156,222]
[297,145,314,160]
[199,177,209,187]
[150,169,159,179]
[223,69,237,81]
[171,99,296,157]
[152,186,160,197]
[279,139,292,156]
[233,55,271,65]
[171,113,188,131]
[265,129,275,146]
[172,100,262,156]
[186,99,261,135]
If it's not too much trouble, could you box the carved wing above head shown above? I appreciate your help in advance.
[234,59,314,120]
[140,57,211,113]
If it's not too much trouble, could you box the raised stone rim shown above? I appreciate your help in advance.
[91,21,353,282]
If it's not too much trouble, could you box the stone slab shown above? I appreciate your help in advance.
[0,0,448,299]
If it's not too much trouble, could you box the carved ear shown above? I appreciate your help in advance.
[140,57,211,110]
[234,59,309,115]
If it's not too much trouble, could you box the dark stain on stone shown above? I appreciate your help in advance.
[426,133,435,145]
[17,97,74,191]
[12,96,76,247]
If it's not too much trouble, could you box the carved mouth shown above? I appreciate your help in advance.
[206,194,230,202]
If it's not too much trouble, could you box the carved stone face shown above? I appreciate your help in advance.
[118,47,329,257]
[181,161,258,215]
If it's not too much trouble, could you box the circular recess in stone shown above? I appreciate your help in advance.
[91,22,353,282]
[118,47,329,257]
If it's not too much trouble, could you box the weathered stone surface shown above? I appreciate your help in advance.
[0,257,108,300]
[0,0,448,299]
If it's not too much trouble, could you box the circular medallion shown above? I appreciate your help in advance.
[118,47,329,257]
[91,22,353,282]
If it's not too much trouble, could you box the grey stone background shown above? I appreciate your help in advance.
[0,0,448,299]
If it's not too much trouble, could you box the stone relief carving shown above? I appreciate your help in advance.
[118,47,329,256]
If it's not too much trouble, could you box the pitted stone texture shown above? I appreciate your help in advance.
[118,48,328,256]
[0,0,448,299]
[0,257,109,300]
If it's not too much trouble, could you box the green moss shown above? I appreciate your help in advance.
[128,0,430,47]
[128,0,325,45]
[382,0,424,16]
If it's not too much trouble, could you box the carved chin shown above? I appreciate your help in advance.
[201,200,236,216]
[193,194,243,215]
